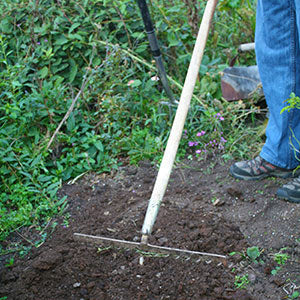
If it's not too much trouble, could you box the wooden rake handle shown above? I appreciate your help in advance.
[141,0,219,239]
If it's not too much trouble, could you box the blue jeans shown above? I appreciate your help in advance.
[256,0,300,169]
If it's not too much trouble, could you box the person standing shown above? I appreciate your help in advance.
[230,0,300,203]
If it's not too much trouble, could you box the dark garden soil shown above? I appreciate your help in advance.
[1,157,300,299]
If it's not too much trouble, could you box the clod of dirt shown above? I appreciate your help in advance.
[227,186,244,200]
[32,249,63,271]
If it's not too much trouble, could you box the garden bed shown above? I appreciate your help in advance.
[1,157,299,299]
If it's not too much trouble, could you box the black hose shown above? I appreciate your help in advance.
[136,0,175,104]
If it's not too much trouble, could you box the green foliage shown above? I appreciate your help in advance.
[5,257,14,267]
[246,246,261,262]
[281,93,300,113]
[121,126,165,165]
[0,2,171,242]
[270,248,290,275]
[0,38,68,240]
[0,0,259,251]
[0,0,141,85]
[280,93,300,163]
[185,110,227,160]
[229,246,263,265]
[289,291,300,300]
[234,274,250,289]
[270,266,280,276]
[0,0,257,89]
[274,252,289,265]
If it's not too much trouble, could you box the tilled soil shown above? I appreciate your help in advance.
[1,158,300,299]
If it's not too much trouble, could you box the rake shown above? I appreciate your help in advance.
[74,0,226,260]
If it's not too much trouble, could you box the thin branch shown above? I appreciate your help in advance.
[15,231,35,246]
[46,46,104,151]
[113,1,132,48]
[46,71,91,151]
[56,0,73,24]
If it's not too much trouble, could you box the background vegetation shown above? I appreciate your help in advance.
[0,0,263,254]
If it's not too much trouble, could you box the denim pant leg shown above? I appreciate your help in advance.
[256,0,300,169]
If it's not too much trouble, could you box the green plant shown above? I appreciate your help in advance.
[185,110,227,160]
[229,246,263,265]
[211,196,218,204]
[62,213,70,228]
[0,0,260,258]
[271,266,281,276]
[5,257,14,267]
[270,248,290,275]
[97,246,112,253]
[229,250,246,260]
[121,126,166,165]
[289,291,300,299]
[234,274,250,289]
[280,92,300,164]
[281,93,300,113]
[246,246,261,263]
[274,252,289,266]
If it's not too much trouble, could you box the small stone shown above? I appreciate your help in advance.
[127,167,137,175]
[158,237,168,245]
[133,236,140,242]
[139,256,144,265]
[143,177,153,184]
[80,288,88,296]
[87,281,96,290]
[73,282,81,288]
[212,198,225,206]
[248,273,256,283]
[270,276,285,287]
[227,187,243,199]
[188,222,197,229]
[264,265,272,275]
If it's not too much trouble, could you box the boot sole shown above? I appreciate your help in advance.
[276,189,300,204]
[229,165,299,181]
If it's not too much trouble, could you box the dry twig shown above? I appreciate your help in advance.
[46,72,91,151]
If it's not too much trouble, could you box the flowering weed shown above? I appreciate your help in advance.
[186,112,227,160]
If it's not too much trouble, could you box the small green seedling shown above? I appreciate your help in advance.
[229,251,246,260]
[234,274,250,289]
[211,196,217,204]
[290,291,299,299]
[62,213,71,228]
[247,246,261,263]
[97,246,112,253]
[271,266,281,275]
[271,248,290,275]
[5,257,14,268]
[274,252,289,265]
